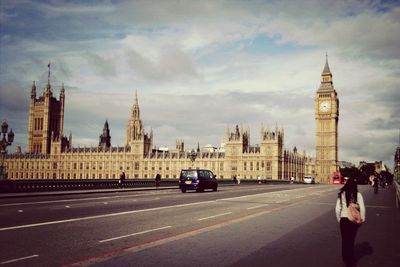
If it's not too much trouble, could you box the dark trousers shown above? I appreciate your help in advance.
[340,218,360,266]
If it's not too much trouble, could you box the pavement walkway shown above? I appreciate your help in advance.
[232,184,400,267]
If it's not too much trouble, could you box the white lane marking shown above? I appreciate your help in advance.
[219,186,338,202]
[247,204,269,210]
[103,202,108,205]
[65,206,70,208]
[99,226,172,243]
[198,212,232,221]
[0,193,149,207]
[0,200,217,231]
[17,210,23,213]
[1,186,336,232]
[217,187,313,202]
[0,254,39,265]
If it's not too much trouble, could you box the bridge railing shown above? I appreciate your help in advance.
[0,178,297,193]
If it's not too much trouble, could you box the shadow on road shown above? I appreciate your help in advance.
[355,241,374,264]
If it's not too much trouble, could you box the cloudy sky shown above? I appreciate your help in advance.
[0,0,399,169]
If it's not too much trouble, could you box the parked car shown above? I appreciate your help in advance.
[179,169,218,193]
[303,176,315,184]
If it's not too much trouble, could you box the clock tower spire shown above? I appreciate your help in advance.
[315,55,339,183]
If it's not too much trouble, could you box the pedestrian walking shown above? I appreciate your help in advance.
[373,176,379,194]
[155,173,161,188]
[335,177,366,267]
[119,171,126,188]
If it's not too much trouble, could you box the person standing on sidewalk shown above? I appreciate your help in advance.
[335,177,366,267]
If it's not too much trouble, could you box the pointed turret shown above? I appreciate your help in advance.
[99,120,111,148]
[31,81,36,99]
[59,82,65,140]
[131,89,140,119]
[45,61,52,95]
[322,53,331,75]
[318,54,334,91]
[60,83,65,98]
[69,132,73,147]
[126,90,145,144]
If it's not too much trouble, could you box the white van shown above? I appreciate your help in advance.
[303,176,315,184]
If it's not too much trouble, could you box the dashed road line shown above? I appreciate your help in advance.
[247,204,269,210]
[0,193,155,207]
[0,254,39,265]
[99,226,172,243]
[198,212,232,221]
[0,200,217,231]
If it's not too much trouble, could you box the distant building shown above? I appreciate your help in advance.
[201,144,218,153]
[4,62,320,180]
[339,161,355,168]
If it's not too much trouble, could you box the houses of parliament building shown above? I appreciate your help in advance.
[4,58,340,183]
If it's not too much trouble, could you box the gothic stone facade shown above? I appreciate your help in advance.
[315,57,339,183]
[5,74,317,181]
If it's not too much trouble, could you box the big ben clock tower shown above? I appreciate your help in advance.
[315,55,339,183]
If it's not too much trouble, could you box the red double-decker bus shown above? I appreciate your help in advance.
[331,171,345,184]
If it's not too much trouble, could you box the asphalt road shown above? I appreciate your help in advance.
[0,184,398,267]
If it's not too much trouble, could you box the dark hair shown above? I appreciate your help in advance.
[338,177,358,207]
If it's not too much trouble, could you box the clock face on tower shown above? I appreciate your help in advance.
[319,101,331,112]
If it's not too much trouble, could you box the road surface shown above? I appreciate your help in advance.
[0,184,398,266]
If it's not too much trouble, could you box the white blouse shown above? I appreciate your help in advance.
[335,192,366,222]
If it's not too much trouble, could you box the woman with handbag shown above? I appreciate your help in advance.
[335,177,366,267]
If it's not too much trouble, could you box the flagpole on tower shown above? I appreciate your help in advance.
[48,61,51,85]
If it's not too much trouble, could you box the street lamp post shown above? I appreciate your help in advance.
[0,121,14,180]
[189,149,197,169]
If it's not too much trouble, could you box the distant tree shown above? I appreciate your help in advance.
[380,170,394,185]
[340,167,366,184]
[359,164,376,178]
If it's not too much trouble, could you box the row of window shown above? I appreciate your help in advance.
[10,172,303,180]
[8,172,196,180]
[33,118,44,131]
[8,161,225,171]
[33,143,43,154]
[9,160,305,173]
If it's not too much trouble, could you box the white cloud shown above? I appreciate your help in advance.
[1,0,399,170]
[84,53,116,77]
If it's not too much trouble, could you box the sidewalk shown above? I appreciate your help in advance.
[232,184,400,267]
